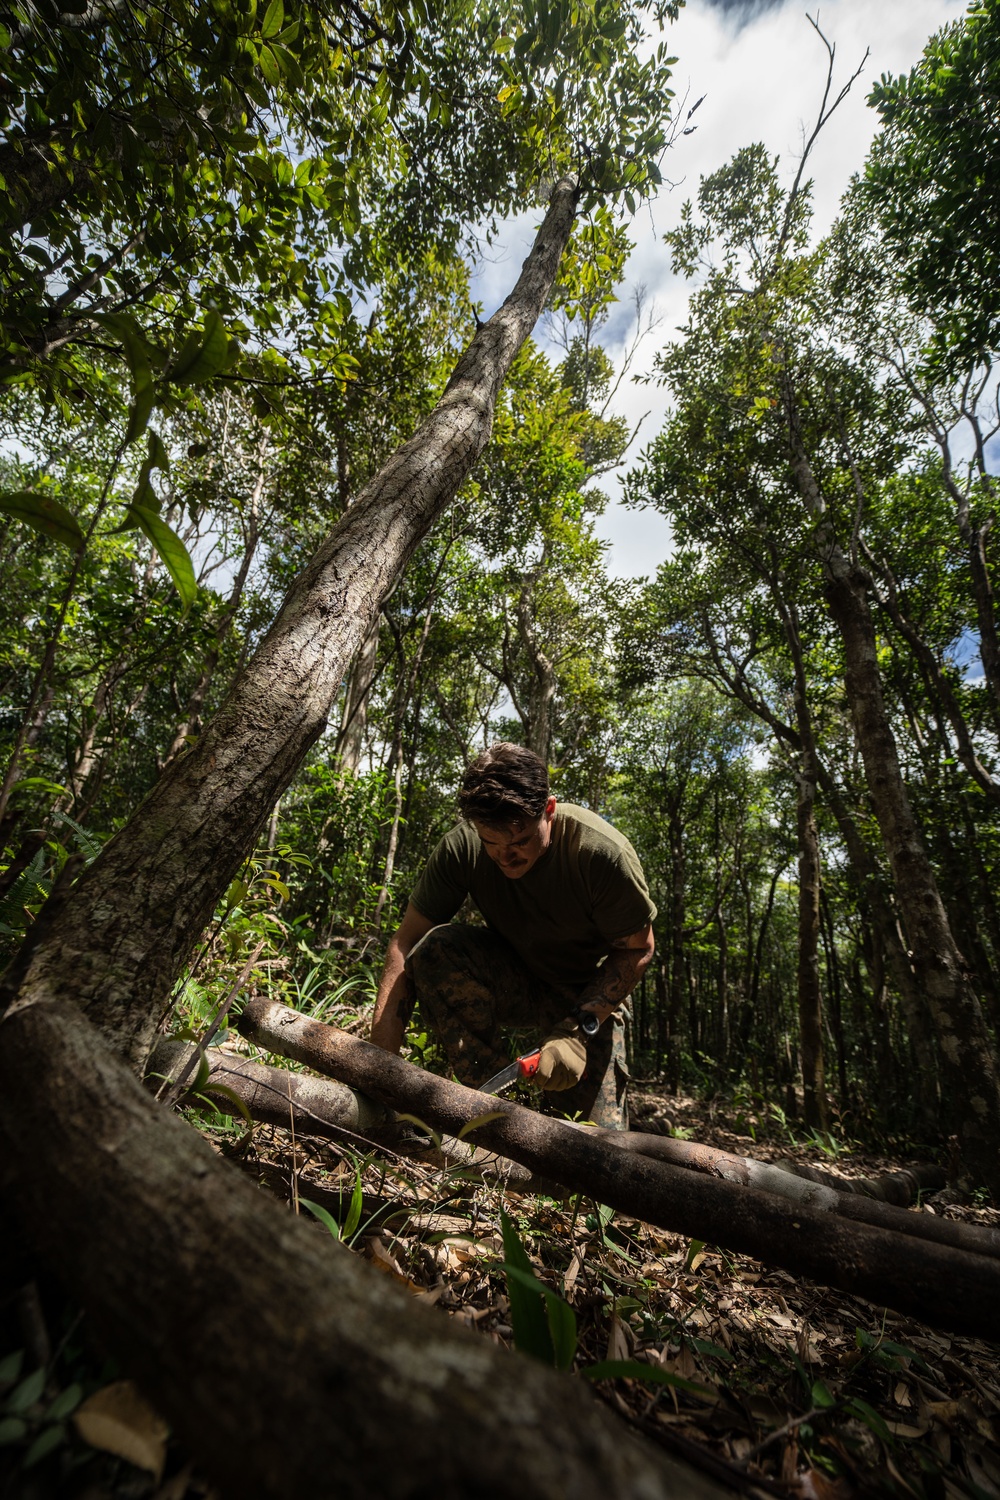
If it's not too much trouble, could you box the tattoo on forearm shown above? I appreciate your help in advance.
[581,947,646,1009]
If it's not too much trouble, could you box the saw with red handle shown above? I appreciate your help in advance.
[479,1008,600,1095]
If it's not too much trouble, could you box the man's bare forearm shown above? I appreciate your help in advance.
[577,927,655,1024]
[371,942,410,1054]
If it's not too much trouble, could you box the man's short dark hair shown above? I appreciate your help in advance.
[458,743,550,828]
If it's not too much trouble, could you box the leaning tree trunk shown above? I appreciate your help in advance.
[787,415,1000,1197]
[0,179,581,1069]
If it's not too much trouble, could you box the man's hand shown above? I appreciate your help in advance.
[536,1021,587,1091]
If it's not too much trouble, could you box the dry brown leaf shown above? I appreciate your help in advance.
[363,1234,423,1292]
[73,1381,169,1481]
[564,1246,585,1293]
[885,1420,929,1439]
[605,1312,631,1363]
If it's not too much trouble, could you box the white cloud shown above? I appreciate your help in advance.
[473,0,963,579]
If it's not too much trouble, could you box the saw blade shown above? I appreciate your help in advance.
[479,1060,521,1095]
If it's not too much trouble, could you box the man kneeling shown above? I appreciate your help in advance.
[370,743,655,1131]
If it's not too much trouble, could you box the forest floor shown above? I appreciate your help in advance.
[2,1075,998,1499]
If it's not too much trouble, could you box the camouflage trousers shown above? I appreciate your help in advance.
[404,923,630,1131]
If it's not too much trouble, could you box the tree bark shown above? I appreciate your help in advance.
[239,999,1000,1340]
[335,614,381,773]
[148,1036,1000,1264]
[146,1038,395,1140]
[0,179,581,1068]
[786,413,1000,1197]
[1,998,718,1500]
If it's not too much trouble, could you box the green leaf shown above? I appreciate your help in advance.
[342,1169,364,1240]
[582,1360,714,1397]
[684,1238,705,1271]
[0,1417,26,1445]
[457,1110,506,1140]
[0,1352,24,1387]
[260,0,283,37]
[499,1209,555,1366]
[300,1198,341,1241]
[167,312,230,386]
[811,1379,836,1409]
[0,491,84,551]
[24,1424,65,1468]
[258,44,281,86]
[199,1082,254,1129]
[130,506,197,608]
[45,1384,82,1422]
[147,430,170,473]
[125,382,156,445]
[847,1397,891,1443]
[7,1367,45,1413]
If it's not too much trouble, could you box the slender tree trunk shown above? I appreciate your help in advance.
[0,180,581,1069]
[779,594,830,1129]
[515,570,557,764]
[667,822,685,1093]
[336,614,380,773]
[795,764,828,1131]
[787,414,1000,1196]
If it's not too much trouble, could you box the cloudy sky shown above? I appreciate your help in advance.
[473,0,965,578]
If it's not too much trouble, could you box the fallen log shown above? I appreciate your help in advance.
[239,999,1000,1342]
[146,1037,395,1141]
[596,1132,1000,1261]
[1,995,730,1500]
[152,1038,1000,1262]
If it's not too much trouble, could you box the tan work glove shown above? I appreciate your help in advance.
[535,1021,587,1092]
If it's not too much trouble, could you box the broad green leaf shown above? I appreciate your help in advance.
[24,1424,66,1469]
[125,382,156,446]
[499,1209,555,1366]
[147,430,169,472]
[300,1198,341,1241]
[258,44,281,86]
[811,1379,836,1409]
[0,1351,24,1386]
[0,491,84,551]
[130,506,197,608]
[261,0,283,38]
[167,312,229,386]
[94,312,156,389]
[0,1417,27,1445]
[45,1384,83,1422]
[7,1367,45,1413]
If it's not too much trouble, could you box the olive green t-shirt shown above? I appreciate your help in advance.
[409,803,656,993]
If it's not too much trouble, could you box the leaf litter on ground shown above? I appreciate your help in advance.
[226,1077,1000,1500]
